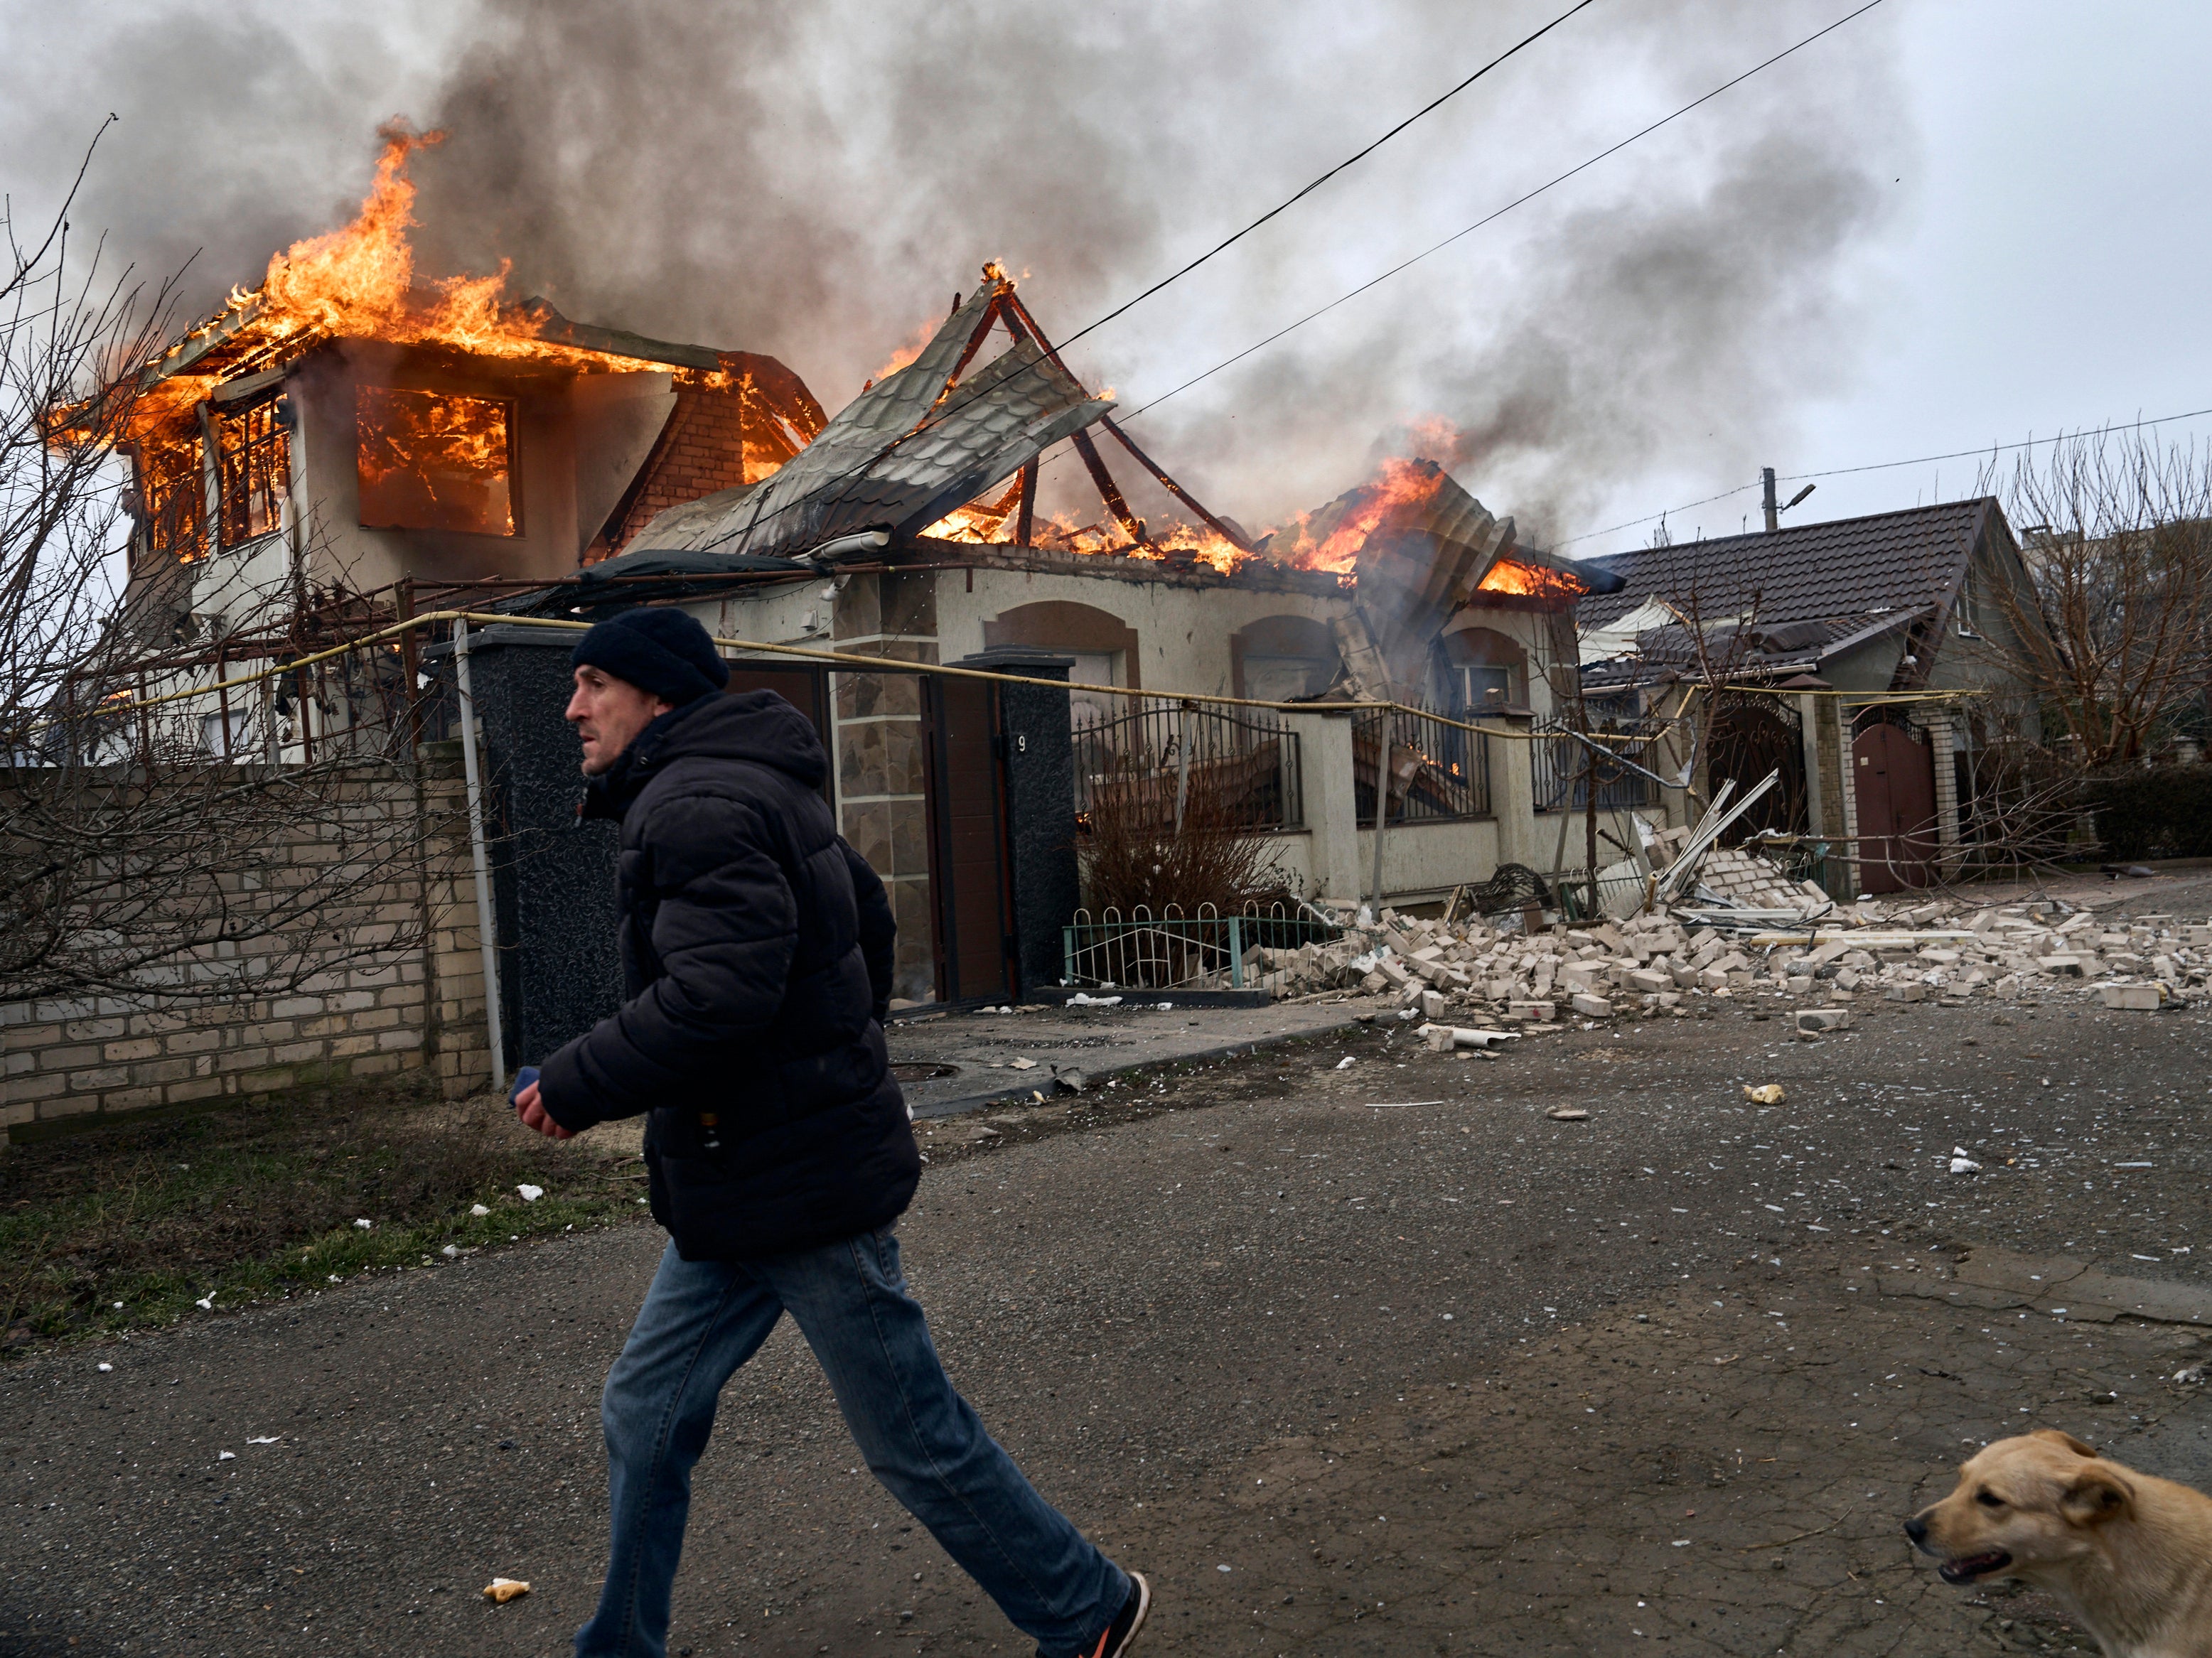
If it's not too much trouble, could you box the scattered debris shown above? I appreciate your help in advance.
[1743,1084,1786,1105]
[1085,873,2207,1035]
[483,1578,531,1605]
[470,1204,491,1218]
[516,1185,544,1203]
[1415,1024,1519,1053]
[1546,1107,1590,1121]
[353,1218,373,1230]
[1948,1148,1982,1175]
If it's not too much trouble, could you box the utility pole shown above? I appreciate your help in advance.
[1760,467,1814,532]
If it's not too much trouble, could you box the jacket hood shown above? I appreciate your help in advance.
[581,690,826,822]
[653,689,829,786]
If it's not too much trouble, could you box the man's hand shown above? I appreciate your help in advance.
[513,1080,576,1140]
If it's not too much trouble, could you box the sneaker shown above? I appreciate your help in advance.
[1082,1573,1150,1658]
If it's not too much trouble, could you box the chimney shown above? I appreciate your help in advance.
[1761,466,1779,534]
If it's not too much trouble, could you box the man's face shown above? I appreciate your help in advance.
[566,667,674,775]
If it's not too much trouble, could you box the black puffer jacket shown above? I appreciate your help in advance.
[537,690,918,1259]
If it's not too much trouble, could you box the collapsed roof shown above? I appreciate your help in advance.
[1258,460,1621,701]
[626,278,1112,561]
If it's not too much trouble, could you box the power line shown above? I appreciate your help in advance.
[1554,402,2212,551]
[1776,407,2212,482]
[710,0,1880,558]
[698,3,1604,556]
[1055,0,1601,355]
[1114,0,1887,426]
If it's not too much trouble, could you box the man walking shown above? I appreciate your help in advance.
[510,607,1149,1658]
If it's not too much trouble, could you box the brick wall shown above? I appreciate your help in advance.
[601,359,826,558]
[1,763,490,1144]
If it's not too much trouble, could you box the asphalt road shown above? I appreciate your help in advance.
[5,986,2209,1657]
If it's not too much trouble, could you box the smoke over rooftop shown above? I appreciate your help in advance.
[0,0,1906,544]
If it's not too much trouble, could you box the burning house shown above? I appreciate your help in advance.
[455,268,1634,1011]
[117,129,823,649]
[100,129,1653,1063]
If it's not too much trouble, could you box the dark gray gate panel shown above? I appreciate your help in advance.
[952,650,1077,998]
[446,628,623,1073]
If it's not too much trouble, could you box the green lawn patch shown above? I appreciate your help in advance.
[0,1082,645,1352]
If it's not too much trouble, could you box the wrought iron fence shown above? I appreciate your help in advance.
[1531,718,1657,812]
[1073,698,1302,833]
[1061,900,1343,991]
[1351,704,1490,824]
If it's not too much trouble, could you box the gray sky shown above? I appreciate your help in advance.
[1,0,2203,556]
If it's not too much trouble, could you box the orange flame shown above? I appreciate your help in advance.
[1263,456,1448,575]
[1476,556,1586,601]
[868,316,940,388]
[355,387,514,535]
[144,123,660,392]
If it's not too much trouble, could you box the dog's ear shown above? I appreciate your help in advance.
[2031,1429,2097,1458]
[2060,1467,2135,1527]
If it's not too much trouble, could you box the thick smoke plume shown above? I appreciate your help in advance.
[0,0,1905,544]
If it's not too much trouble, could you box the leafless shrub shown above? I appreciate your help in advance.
[1,134,461,1011]
[1078,751,1282,915]
[1973,426,2212,768]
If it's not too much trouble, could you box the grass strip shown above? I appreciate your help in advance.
[1,1081,643,1352]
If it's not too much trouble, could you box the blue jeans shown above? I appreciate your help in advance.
[576,1229,1129,1658]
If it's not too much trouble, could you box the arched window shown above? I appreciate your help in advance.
[1434,625,1528,712]
[1230,614,1341,702]
[983,601,1141,731]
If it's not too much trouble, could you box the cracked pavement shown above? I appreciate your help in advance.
[4,982,2209,1656]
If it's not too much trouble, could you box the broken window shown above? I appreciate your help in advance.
[355,387,516,536]
[217,393,291,547]
[1456,664,1513,709]
[136,439,208,565]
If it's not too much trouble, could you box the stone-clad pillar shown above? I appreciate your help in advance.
[1927,711,1961,871]
[832,572,939,1001]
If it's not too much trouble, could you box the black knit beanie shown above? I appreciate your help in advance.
[570,608,731,706]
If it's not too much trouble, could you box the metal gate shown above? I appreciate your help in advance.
[1708,693,1805,844]
[922,675,1016,1003]
[1852,715,1938,892]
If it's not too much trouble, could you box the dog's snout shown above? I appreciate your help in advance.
[1904,1513,1929,1546]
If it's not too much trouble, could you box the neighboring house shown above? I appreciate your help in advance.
[1579,499,2042,892]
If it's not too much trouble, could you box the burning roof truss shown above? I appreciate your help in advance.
[628,268,1251,564]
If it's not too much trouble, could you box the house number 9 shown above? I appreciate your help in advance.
[1016,735,1028,752]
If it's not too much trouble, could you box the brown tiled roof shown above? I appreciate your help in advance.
[1578,498,2004,632]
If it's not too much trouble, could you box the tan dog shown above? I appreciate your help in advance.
[1907,1430,2212,1657]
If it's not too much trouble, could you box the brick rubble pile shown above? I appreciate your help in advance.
[1233,895,2206,1021]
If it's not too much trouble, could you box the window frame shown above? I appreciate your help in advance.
[353,384,522,539]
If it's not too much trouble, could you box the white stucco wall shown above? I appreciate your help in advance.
[937,564,1347,697]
